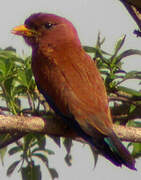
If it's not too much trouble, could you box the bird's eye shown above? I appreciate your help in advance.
[44,23,53,29]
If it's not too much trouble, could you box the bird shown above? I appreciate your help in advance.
[12,12,136,170]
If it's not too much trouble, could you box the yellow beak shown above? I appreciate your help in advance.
[11,25,36,37]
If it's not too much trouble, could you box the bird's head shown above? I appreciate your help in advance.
[12,13,81,51]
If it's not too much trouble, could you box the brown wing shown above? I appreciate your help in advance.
[53,46,113,136]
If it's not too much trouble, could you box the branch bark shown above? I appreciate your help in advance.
[120,0,141,30]
[0,114,141,143]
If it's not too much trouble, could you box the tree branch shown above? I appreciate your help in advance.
[0,114,141,143]
[120,0,141,30]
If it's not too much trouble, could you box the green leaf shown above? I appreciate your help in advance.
[132,121,141,128]
[8,146,22,155]
[0,147,7,165]
[0,59,16,82]
[96,32,105,47]
[23,134,35,152]
[83,46,97,53]
[63,138,72,166]
[7,160,21,176]
[21,164,41,180]
[132,143,141,158]
[18,69,35,91]
[45,149,55,155]
[109,35,126,66]
[114,35,126,56]
[32,153,48,168]
[32,147,55,155]
[83,46,110,55]
[118,86,141,97]
[124,71,141,80]
[64,154,72,166]
[48,168,58,180]
[0,134,11,146]
[35,134,46,150]
[129,104,136,114]
[116,49,141,64]
[0,48,24,64]
[4,46,16,52]
[17,71,29,89]
[14,85,28,96]
[3,77,15,95]
[63,138,72,154]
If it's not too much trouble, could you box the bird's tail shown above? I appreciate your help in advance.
[92,132,136,170]
[62,116,136,170]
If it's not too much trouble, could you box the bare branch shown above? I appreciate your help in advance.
[113,124,141,142]
[0,114,141,143]
[120,0,141,30]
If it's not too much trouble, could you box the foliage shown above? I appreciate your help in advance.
[84,34,141,126]
[84,34,141,159]
[0,34,141,179]
[0,47,59,180]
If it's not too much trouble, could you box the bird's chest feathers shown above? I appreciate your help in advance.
[32,42,84,92]
[32,50,73,114]
[32,51,66,93]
